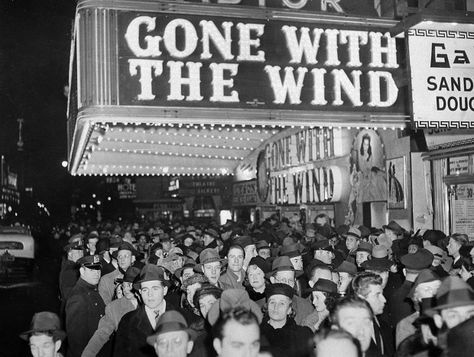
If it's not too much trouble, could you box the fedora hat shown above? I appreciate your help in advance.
[20,311,66,341]
[203,228,220,239]
[111,242,138,259]
[408,269,441,300]
[308,278,338,294]
[336,261,357,275]
[279,243,303,258]
[146,311,196,344]
[431,276,474,311]
[361,245,392,271]
[196,248,226,273]
[266,256,303,278]
[255,240,270,251]
[382,221,405,235]
[133,264,169,290]
[356,242,373,254]
[207,288,263,326]
[346,227,361,240]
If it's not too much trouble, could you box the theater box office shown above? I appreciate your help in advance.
[67,0,412,226]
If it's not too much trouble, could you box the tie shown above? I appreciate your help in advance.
[373,318,384,355]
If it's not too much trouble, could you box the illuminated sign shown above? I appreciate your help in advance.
[181,0,378,16]
[256,128,350,205]
[233,180,258,206]
[408,24,474,128]
[118,12,404,113]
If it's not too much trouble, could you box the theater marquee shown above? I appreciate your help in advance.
[119,12,403,113]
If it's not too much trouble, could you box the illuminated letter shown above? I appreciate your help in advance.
[163,19,198,59]
[339,30,368,67]
[200,21,234,60]
[331,69,362,106]
[369,32,398,68]
[167,61,203,101]
[209,63,239,102]
[125,16,162,57]
[236,23,265,62]
[128,59,163,100]
[311,69,327,105]
[367,71,398,107]
[282,0,308,9]
[321,0,344,12]
[282,26,324,65]
[324,29,340,66]
[264,66,307,104]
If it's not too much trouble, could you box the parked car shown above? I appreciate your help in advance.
[0,226,35,280]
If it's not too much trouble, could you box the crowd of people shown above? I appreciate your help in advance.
[21,213,474,357]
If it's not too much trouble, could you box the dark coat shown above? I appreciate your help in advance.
[260,317,313,357]
[388,280,414,327]
[59,258,79,301]
[114,303,177,357]
[65,278,106,357]
[366,317,395,357]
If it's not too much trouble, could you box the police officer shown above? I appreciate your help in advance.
[65,255,108,357]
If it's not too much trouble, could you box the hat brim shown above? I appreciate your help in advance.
[19,329,66,341]
[361,258,392,271]
[265,266,303,279]
[146,328,196,345]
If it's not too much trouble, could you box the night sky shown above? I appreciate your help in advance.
[0,1,77,219]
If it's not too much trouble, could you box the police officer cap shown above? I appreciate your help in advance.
[400,248,434,270]
[77,255,102,269]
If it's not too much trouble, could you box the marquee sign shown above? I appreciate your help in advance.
[408,23,474,128]
[118,11,404,113]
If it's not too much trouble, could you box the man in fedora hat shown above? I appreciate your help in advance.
[65,255,107,357]
[82,266,141,357]
[197,248,226,287]
[344,227,362,264]
[20,311,66,357]
[114,265,176,357]
[430,276,474,330]
[267,256,314,326]
[99,242,137,305]
[146,311,196,357]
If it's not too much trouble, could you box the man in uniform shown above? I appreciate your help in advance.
[65,255,107,357]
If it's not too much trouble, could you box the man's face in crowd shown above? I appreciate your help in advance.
[315,337,359,357]
[87,238,99,254]
[199,294,218,318]
[247,265,265,291]
[181,268,195,283]
[244,245,257,260]
[355,251,370,267]
[213,320,260,357]
[271,270,295,288]
[257,248,271,260]
[137,236,147,247]
[364,284,386,315]
[69,249,84,263]
[345,236,359,251]
[117,250,134,271]
[203,234,214,246]
[29,334,61,357]
[314,249,333,265]
[289,255,303,271]
[336,306,372,353]
[80,266,101,285]
[140,280,168,310]
[203,261,221,285]
[122,282,135,300]
[267,294,292,323]
[440,305,474,329]
[228,247,244,273]
[154,330,193,357]
[447,238,461,257]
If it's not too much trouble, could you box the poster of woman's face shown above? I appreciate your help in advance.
[351,129,385,173]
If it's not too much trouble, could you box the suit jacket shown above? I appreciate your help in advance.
[98,269,122,305]
[114,303,176,357]
[388,280,414,327]
[81,297,136,357]
[366,317,394,357]
[218,269,244,290]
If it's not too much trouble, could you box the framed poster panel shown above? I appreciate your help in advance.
[387,156,406,209]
